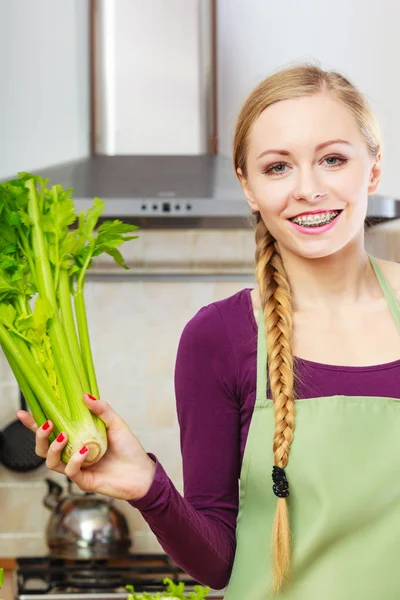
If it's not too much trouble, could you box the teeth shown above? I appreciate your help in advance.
[291,211,340,227]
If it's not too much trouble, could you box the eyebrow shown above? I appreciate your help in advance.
[256,139,353,160]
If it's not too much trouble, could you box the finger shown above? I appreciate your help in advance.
[48,462,67,475]
[35,420,55,458]
[82,394,126,430]
[46,432,68,470]
[17,410,40,433]
[64,445,91,484]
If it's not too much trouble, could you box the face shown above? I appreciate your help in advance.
[238,93,381,259]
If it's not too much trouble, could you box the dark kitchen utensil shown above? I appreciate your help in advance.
[0,389,45,472]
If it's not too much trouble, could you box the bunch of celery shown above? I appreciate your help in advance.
[126,577,210,599]
[0,173,138,465]
[0,567,3,598]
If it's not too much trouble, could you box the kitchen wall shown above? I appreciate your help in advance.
[0,0,90,179]
[0,223,399,556]
[0,229,255,556]
[217,0,400,197]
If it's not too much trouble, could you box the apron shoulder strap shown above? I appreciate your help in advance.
[369,255,400,332]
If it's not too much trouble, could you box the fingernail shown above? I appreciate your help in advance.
[42,421,50,431]
[87,394,97,401]
[79,445,88,455]
[56,433,65,443]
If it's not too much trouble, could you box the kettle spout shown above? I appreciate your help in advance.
[44,478,63,510]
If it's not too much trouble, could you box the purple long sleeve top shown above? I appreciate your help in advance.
[129,288,400,590]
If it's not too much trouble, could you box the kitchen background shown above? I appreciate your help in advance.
[1,0,400,597]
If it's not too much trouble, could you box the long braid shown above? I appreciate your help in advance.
[255,214,295,592]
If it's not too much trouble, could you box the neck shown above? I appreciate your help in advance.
[278,236,377,312]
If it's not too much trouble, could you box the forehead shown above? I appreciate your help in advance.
[248,93,363,155]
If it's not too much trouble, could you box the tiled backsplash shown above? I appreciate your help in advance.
[0,222,397,557]
[0,229,255,556]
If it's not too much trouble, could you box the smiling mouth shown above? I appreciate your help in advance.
[289,210,342,227]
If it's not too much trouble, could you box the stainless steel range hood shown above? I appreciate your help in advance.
[34,154,252,227]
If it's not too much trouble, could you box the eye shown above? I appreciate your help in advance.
[322,155,348,168]
[262,162,290,176]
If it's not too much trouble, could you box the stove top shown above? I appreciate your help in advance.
[16,555,224,599]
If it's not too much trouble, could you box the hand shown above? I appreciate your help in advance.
[17,394,156,501]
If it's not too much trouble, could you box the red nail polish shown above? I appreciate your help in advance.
[42,421,50,431]
[87,394,97,401]
[79,446,88,455]
[56,433,65,443]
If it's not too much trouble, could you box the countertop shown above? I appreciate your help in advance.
[0,558,16,569]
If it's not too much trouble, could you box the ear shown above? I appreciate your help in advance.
[368,150,382,195]
[237,168,259,212]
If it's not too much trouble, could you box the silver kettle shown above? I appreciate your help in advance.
[43,477,132,559]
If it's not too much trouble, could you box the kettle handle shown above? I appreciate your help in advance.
[43,477,63,510]
[46,478,63,496]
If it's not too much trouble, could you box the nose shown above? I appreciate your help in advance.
[292,167,327,203]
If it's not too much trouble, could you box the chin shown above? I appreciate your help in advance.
[281,233,362,261]
[292,245,343,260]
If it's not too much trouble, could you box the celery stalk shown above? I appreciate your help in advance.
[24,179,107,464]
[58,268,90,392]
[25,180,83,397]
[2,345,55,443]
[75,280,99,398]
[74,271,106,438]
[0,323,69,431]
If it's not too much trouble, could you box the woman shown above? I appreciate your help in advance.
[18,64,400,599]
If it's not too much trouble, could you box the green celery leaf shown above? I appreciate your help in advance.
[189,585,211,599]
[95,220,138,249]
[104,248,129,269]
[18,171,48,190]
[97,219,139,238]
[0,273,20,297]
[79,198,105,241]
[6,211,21,227]
[0,255,18,271]
[61,231,85,257]
[16,314,34,332]
[2,243,17,255]
[0,224,18,246]
[94,236,138,251]
[91,219,139,270]
[19,211,33,227]
[0,303,17,328]
[33,296,53,339]
[46,194,77,233]
[163,578,187,598]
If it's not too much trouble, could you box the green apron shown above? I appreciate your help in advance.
[224,256,400,599]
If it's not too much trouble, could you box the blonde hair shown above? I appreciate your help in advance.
[233,63,381,593]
